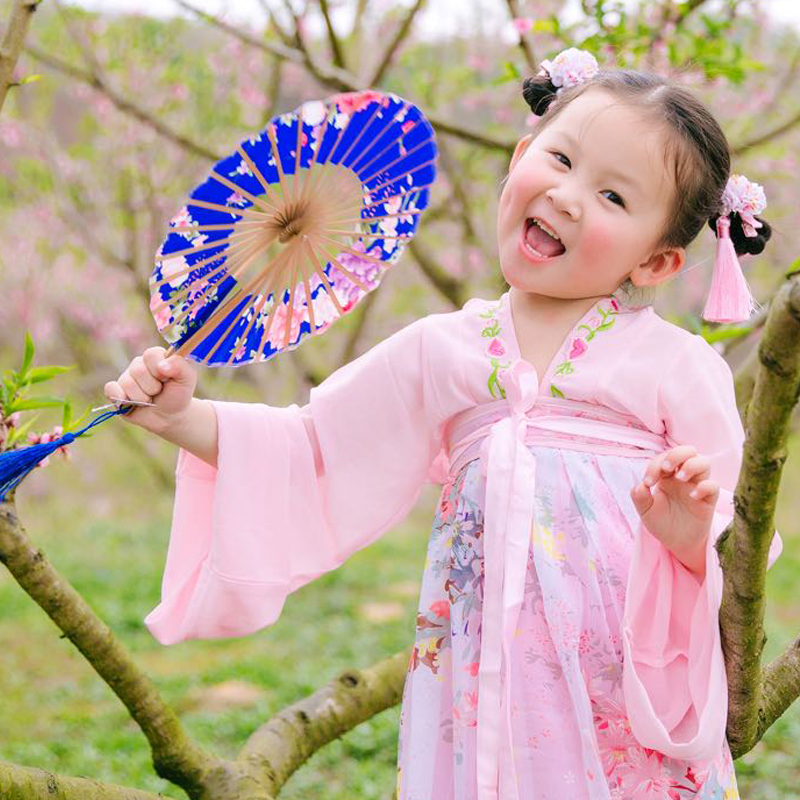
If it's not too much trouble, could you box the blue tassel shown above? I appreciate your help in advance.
[0,408,128,503]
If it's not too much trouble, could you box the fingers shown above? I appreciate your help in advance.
[142,346,172,380]
[673,455,711,484]
[643,445,699,487]
[104,347,169,405]
[630,479,654,514]
[687,479,719,503]
[144,347,195,385]
[103,379,125,402]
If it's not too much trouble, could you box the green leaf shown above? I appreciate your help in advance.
[8,396,65,412]
[26,365,74,385]
[703,326,755,345]
[62,400,73,430]
[531,20,556,33]
[491,60,521,86]
[19,74,42,85]
[69,404,94,431]
[20,332,35,378]
[784,255,800,278]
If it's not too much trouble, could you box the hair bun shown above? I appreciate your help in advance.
[708,212,773,256]
[522,74,558,116]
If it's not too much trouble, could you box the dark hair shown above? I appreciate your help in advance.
[521,69,772,257]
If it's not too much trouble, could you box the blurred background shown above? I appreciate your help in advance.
[0,1,799,797]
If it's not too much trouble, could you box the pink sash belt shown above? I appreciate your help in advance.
[442,361,669,800]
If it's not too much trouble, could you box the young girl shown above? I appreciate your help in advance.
[106,51,783,800]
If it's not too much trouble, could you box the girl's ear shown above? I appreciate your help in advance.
[509,134,535,172]
[631,246,686,287]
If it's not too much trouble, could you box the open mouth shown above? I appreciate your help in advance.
[523,218,566,259]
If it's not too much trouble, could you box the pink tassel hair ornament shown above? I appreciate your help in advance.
[702,173,767,323]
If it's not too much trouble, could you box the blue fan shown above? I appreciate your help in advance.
[0,90,438,502]
[151,89,437,366]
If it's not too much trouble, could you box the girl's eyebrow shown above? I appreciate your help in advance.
[555,131,643,194]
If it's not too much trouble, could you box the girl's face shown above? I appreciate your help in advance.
[497,89,685,301]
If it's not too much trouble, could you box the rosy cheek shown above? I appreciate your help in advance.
[576,222,617,254]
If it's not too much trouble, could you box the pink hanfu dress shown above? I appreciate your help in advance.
[143,287,782,800]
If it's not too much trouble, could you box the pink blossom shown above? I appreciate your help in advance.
[487,338,506,357]
[467,53,490,73]
[331,90,387,117]
[150,294,173,331]
[596,718,638,777]
[512,17,534,34]
[429,600,450,619]
[240,84,266,108]
[0,122,22,147]
[24,425,71,466]
[267,301,306,348]
[620,749,674,797]
[171,83,189,102]
[569,338,587,359]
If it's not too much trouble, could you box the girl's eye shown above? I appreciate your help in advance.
[550,151,625,207]
[601,190,625,208]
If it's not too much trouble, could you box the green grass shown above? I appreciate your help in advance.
[1,429,799,798]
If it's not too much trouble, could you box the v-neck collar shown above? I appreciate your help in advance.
[498,288,646,397]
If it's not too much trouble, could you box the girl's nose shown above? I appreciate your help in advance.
[545,186,581,221]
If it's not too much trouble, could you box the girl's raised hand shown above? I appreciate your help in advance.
[629,444,719,577]
[104,347,197,435]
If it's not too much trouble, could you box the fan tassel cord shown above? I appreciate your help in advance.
[0,408,129,503]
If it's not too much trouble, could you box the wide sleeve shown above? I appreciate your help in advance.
[144,315,446,645]
[622,334,783,760]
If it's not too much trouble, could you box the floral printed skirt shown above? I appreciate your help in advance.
[395,447,740,800]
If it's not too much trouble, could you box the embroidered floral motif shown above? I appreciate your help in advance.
[549,297,620,398]
[479,303,512,399]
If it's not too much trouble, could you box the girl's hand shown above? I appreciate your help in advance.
[104,347,197,436]
[629,445,719,578]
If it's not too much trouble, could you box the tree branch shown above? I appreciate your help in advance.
[0,501,218,793]
[368,0,426,87]
[0,761,179,800]
[24,44,221,162]
[504,0,537,74]
[730,105,800,156]
[0,0,42,113]
[317,0,347,71]
[238,650,409,795]
[175,0,515,156]
[645,0,710,58]
[716,275,800,757]
[407,237,466,309]
[436,136,494,265]
[759,634,800,742]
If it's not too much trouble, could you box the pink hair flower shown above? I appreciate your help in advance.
[720,174,767,237]
[538,48,599,93]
